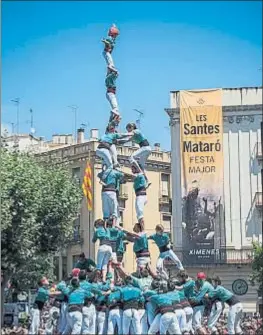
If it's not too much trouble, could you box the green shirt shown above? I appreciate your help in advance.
[75,258,96,272]
[35,287,49,303]
[131,276,153,292]
[208,285,234,302]
[105,72,118,89]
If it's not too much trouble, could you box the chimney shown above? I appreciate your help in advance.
[77,128,85,144]
[90,129,99,140]
[154,143,161,151]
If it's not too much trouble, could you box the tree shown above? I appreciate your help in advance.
[249,242,263,297]
[1,150,83,315]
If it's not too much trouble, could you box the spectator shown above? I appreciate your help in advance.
[74,252,96,272]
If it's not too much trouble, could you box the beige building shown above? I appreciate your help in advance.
[38,130,172,279]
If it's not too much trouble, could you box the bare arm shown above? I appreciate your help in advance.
[174,285,184,291]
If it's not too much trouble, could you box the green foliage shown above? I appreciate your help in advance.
[1,150,82,289]
[249,242,263,296]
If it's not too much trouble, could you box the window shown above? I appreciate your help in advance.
[161,174,170,197]
[119,199,126,209]
[73,216,81,241]
[72,255,79,268]
[62,256,67,279]
[72,167,81,184]
[119,210,124,226]
[53,256,59,281]
[162,215,171,232]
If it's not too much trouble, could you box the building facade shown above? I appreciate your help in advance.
[38,132,172,279]
[166,87,262,312]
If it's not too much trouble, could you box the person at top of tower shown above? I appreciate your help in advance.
[96,122,132,171]
[124,122,152,184]
[102,24,119,74]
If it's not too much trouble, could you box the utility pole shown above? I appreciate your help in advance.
[133,109,144,129]
[68,105,78,143]
[11,98,20,134]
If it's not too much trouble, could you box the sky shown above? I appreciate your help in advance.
[1,1,262,150]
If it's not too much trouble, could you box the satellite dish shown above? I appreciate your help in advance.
[30,128,36,134]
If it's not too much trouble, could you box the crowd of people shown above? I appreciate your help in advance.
[26,259,262,335]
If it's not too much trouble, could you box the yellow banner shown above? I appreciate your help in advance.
[180,89,225,263]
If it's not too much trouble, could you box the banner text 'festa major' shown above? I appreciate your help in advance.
[180,89,226,264]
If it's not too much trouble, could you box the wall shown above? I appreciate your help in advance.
[186,265,258,312]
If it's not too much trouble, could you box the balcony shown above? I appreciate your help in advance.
[226,248,253,264]
[164,248,253,267]
[119,185,129,201]
[119,192,128,200]
[69,227,84,245]
[159,195,170,204]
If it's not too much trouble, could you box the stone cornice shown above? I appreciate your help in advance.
[166,104,262,125]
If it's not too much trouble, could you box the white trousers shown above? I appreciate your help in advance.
[157,249,184,279]
[106,92,119,113]
[96,146,118,169]
[97,311,107,335]
[160,312,181,335]
[184,306,194,333]
[97,244,113,271]
[82,304,96,335]
[107,308,122,335]
[227,302,243,334]
[193,305,205,331]
[135,195,147,221]
[175,308,187,333]
[130,146,151,170]
[136,256,150,271]
[102,191,119,219]
[122,308,141,335]
[29,307,40,335]
[148,313,161,334]
[103,51,115,70]
[68,311,83,335]
[130,309,148,335]
[208,301,223,333]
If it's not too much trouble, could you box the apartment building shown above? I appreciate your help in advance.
[38,130,172,278]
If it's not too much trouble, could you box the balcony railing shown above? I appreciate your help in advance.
[164,248,254,266]
[159,195,170,204]
[69,228,84,245]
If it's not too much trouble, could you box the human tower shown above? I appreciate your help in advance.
[94,23,184,283]
[28,25,245,335]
